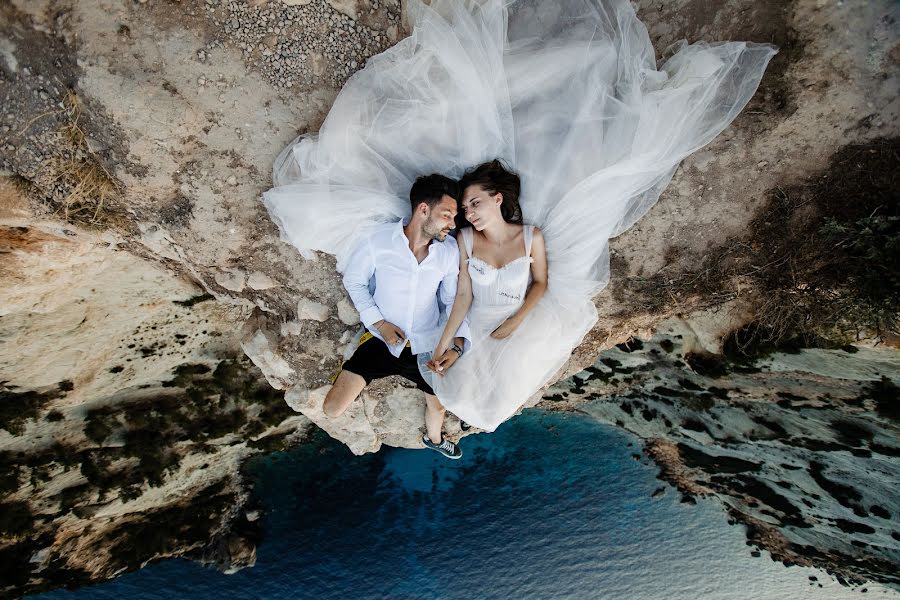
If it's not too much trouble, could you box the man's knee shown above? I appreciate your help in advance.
[322,391,343,418]
[323,371,365,417]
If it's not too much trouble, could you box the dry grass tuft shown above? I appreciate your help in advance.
[43,90,120,224]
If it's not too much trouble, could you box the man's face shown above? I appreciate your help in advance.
[421,194,458,241]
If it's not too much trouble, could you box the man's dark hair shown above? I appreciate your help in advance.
[459,159,523,224]
[409,174,460,211]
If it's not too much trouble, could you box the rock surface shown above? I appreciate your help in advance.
[0,203,310,596]
[0,0,896,451]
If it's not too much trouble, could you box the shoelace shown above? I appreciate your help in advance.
[439,439,455,452]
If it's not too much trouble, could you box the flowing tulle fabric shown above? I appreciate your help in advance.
[263,0,776,431]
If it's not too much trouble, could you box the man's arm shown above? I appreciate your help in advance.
[342,236,384,332]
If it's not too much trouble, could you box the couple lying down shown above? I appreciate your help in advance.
[261,0,775,457]
[324,162,549,459]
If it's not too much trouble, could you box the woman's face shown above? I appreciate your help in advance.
[461,184,502,230]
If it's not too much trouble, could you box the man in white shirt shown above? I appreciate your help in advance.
[323,174,471,459]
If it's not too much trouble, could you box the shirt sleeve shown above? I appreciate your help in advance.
[342,235,384,329]
[438,240,472,352]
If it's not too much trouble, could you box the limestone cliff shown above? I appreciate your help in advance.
[0,217,309,596]
[0,0,897,596]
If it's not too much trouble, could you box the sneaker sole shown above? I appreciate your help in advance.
[423,444,463,460]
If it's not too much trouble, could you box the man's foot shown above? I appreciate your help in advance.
[422,435,462,459]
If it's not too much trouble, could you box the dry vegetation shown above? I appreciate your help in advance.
[613,137,900,353]
[35,90,121,224]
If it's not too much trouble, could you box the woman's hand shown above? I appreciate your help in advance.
[426,348,460,376]
[490,317,521,339]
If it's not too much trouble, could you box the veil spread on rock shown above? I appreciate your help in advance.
[263,0,776,430]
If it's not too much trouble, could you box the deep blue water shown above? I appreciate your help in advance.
[35,411,894,599]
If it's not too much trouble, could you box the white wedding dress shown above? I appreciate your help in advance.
[424,225,560,431]
[263,0,776,431]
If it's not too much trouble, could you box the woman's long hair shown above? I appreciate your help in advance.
[457,159,523,228]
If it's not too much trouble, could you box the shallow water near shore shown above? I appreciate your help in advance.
[34,410,896,599]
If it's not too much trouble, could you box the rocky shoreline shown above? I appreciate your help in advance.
[543,318,900,587]
[0,353,310,599]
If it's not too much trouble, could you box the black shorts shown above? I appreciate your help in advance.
[341,335,435,395]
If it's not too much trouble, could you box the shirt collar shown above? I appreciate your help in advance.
[392,217,412,241]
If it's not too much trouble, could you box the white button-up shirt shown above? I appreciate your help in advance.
[342,219,471,357]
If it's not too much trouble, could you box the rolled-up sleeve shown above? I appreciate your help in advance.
[438,242,472,352]
[342,236,384,329]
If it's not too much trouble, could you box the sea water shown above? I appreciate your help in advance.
[34,410,897,599]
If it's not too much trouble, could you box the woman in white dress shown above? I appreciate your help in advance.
[425,160,555,431]
[262,0,776,432]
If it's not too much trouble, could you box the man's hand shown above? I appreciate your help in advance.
[374,320,406,345]
[426,348,460,377]
[490,317,521,339]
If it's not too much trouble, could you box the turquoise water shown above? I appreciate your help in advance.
[34,411,894,599]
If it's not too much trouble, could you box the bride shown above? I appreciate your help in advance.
[263,0,775,432]
[425,160,555,431]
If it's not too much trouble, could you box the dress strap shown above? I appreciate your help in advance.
[523,225,535,258]
[461,227,474,256]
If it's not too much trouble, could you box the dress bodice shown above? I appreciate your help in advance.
[461,226,534,313]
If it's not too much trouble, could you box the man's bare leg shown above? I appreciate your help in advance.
[323,370,366,417]
[424,393,446,444]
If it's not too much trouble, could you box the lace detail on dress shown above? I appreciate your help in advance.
[463,225,533,308]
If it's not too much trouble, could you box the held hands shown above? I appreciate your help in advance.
[426,347,460,377]
[490,316,522,339]
[375,320,406,345]
[426,339,462,377]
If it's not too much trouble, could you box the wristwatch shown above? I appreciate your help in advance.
[451,343,463,357]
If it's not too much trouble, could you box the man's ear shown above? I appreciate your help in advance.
[495,192,503,206]
[417,202,430,217]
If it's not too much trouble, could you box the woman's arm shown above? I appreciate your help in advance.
[435,239,473,355]
[428,239,474,374]
[491,227,548,339]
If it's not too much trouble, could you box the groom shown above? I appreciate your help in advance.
[322,174,471,459]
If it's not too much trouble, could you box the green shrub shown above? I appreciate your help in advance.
[0,454,21,496]
[0,500,33,536]
[83,415,114,444]
[0,387,60,435]
[45,410,65,422]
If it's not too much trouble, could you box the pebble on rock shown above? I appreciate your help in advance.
[297,298,330,322]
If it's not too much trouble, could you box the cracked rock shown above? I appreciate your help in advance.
[215,268,246,292]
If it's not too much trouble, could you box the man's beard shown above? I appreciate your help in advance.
[422,216,449,241]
